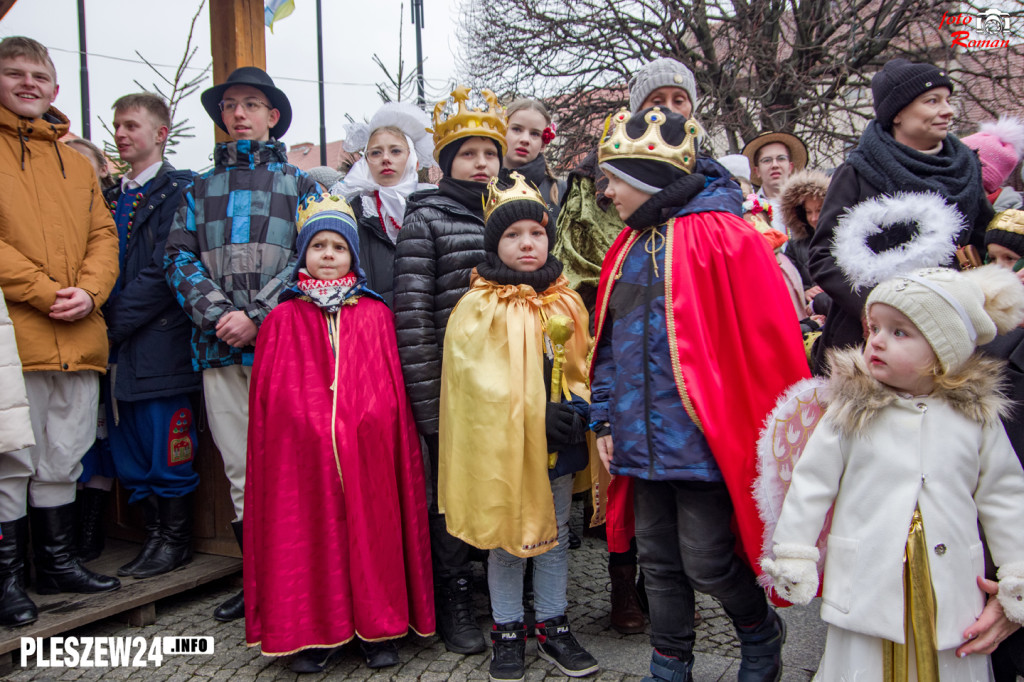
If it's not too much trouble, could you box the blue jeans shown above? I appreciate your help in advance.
[488,474,573,624]
[634,479,767,657]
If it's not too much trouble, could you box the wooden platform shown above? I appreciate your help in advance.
[0,539,241,656]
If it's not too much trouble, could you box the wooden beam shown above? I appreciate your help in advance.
[208,0,266,142]
[0,0,18,22]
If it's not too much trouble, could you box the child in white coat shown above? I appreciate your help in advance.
[763,265,1024,680]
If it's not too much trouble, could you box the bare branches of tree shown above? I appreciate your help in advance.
[459,0,1023,170]
[100,0,211,173]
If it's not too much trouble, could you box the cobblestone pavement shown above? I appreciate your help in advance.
[6,502,827,680]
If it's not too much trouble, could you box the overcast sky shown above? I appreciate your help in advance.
[0,0,464,168]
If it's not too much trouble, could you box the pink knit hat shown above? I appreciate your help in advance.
[961,116,1024,194]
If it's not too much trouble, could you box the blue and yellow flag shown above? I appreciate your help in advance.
[264,0,295,33]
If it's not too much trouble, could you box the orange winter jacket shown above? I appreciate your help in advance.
[0,104,118,373]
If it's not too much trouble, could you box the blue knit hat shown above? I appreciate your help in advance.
[293,193,365,282]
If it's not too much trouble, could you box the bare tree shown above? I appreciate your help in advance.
[100,0,212,174]
[459,0,1024,170]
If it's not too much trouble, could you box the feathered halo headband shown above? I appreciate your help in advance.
[831,192,965,291]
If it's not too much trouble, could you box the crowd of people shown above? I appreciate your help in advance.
[2,33,1024,682]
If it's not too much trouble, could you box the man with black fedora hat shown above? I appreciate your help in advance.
[165,66,319,623]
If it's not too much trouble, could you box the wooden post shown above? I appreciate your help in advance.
[208,0,266,142]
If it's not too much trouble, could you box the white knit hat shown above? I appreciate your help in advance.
[867,265,1024,372]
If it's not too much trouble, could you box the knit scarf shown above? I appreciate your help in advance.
[296,271,358,312]
[476,252,564,289]
[847,121,984,225]
[438,177,488,220]
[627,173,708,230]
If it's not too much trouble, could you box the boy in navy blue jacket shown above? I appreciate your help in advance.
[103,92,200,580]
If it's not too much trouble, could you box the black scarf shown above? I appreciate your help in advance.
[438,177,487,220]
[476,252,564,289]
[626,174,707,230]
[847,121,984,224]
[511,155,547,189]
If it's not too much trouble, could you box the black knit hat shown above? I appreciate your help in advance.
[871,59,954,130]
[483,173,552,254]
[985,210,1024,259]
[600,107,691,193]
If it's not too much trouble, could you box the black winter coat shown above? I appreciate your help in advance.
[808,162,990,373]
[393,190,485,434]
[350,195,397,307]
[103,163,200,401]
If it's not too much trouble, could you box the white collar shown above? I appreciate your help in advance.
[122,161,162,192]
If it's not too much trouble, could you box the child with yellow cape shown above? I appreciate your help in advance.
[439,173,603,682]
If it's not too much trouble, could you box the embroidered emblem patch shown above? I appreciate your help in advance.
[167,408,194,466]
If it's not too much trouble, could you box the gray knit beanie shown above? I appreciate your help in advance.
[629,58,698,114]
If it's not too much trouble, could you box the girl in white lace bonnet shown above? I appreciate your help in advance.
[330,102,436,304]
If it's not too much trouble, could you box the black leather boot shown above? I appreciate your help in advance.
[30,503,120,594]
[436,575,485,654]
[131,494,193,578]
[118,495,161,576]
[0,517,38,627]
[213,520,244,621]
[75,487,108,563]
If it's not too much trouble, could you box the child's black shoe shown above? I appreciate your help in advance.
[536,616,598,677]
[489,621,527,682]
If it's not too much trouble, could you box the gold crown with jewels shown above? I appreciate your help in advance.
[483,172,547,224]
[296,193,357,232]
[429,86,507,161]
[597,107,702,174]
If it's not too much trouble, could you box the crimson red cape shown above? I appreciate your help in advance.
[593,212,811,581]
[244,296,435,654]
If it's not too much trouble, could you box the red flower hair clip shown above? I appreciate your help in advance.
[541,123,557,146]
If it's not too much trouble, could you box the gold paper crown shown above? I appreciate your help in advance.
[296,193,357,232]
[483,172,547,225]
[988,209,1024,236]
[597,107,702,174]
[429,86,507,161]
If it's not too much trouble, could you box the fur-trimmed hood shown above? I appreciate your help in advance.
[824,347,1012,438]
[779,169,830,241]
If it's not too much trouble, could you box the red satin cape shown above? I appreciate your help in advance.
[244,297,435,654]
[593,212,811,576]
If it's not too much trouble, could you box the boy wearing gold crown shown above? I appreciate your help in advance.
[440,172,599,682]
[244,194,434,673]
[393,86,505,654]
[590,108,810,681]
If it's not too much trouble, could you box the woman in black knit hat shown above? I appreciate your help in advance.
[807,58,993,372]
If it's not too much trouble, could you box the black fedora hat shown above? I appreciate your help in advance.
[201,66,293,140]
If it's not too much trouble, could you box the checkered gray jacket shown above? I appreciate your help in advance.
[164,139,320,370]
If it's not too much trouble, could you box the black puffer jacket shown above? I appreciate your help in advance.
[350,195,397,307]
[393,189,485,434]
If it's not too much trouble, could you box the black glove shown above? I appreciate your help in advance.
[546,401,586,447]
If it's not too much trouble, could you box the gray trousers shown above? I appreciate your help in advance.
[0,371,99,521]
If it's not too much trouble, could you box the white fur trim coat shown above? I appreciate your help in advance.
[770,348,1024,648]
[0,287,33,453]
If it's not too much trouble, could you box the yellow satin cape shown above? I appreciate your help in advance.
[439,272,600,558]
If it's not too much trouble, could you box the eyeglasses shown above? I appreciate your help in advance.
[218,99,271,113]
[758,155,790,166]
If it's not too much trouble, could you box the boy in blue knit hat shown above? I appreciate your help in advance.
[244,194,434,674]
